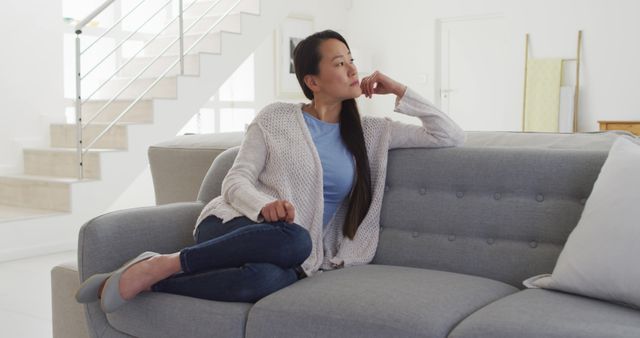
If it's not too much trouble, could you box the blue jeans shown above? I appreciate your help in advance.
[151,215,312,303]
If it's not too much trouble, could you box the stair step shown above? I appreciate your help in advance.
[119,53,202,78]
[162,12,242,38]
[144,31,222,56]
[87,76,177,101]
[185,12,242,35]
[185,0,260,19]
[23,148,118,179]
[80,99,154,123]
[50,123,129,149]
[0,204,66,223]
[0,175,83,212]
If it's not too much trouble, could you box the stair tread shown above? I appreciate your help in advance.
[0,204,66,223]
[51,122,141,126]
[159,30,223,38]
[79,98,153,103]
[184,12,243,19]
[184,8,259,17]
[159,29,244,39]
[109,75,179,82]
[0,174,94,183]
[24,147,121,153]
[128,51,220,60]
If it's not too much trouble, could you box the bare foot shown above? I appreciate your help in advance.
[100,253,181,301]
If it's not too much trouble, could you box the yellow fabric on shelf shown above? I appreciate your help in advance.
[524,58,563,132]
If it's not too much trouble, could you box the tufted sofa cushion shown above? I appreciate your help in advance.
[372,147,609,288]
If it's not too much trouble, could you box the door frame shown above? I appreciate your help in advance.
[434,13,505,109]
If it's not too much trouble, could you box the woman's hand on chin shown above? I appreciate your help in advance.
[359,70,407,99]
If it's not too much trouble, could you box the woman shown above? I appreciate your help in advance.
[76,29,466,313]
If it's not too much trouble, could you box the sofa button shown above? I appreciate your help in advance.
[456,191,464,198]
[536,194,544,202]
[580,198,587,205]
[448,235,456,241]
[529,241,538,248]
[419,188,426,195]
[412,231,419,238]
[493,192,502,200]
[487,238,495,245]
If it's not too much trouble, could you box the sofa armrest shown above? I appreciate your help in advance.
[77,201,204,281]
[51,260,91,338]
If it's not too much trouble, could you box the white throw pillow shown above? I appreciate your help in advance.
[523,136,640,310]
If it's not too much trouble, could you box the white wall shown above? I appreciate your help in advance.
[345,0,640,131]
[0,0,65,174]
[255,0,355,108]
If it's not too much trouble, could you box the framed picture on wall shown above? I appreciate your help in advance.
[274,15,315,99]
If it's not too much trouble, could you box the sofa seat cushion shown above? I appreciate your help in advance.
[449,289,640,338]
[106,291,253,338]
[245,264,518,338]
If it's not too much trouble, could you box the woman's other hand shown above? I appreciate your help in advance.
[360,70,407,99]
[261,200,296,223]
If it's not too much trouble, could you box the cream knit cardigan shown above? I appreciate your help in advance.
[195,87,466,277]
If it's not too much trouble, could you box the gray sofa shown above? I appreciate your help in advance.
[62,130,640,338]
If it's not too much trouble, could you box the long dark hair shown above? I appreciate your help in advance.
[292,29,372,240]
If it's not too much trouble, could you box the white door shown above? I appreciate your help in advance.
[439,16,509,131]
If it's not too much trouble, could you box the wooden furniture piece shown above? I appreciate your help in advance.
[598,120,640,136]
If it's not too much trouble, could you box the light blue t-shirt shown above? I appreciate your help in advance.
[302,110,355,229]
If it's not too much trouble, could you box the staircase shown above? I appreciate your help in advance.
[0,0,293,261]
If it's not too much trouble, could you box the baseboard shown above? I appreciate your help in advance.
[0,240,76,263]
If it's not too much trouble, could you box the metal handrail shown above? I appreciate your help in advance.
[82,0,212,126]
[178,0,185,75]
[83,18,184,129]
[81,0,173,80]
[184,0,241,55]
[83,2,228,141]
[84,55,182,153]
[75,0,245,178]
[84,0,224,118]
[82,0,173,80]
[82,0,200,126]
[182,0,224,35]
[80,0,147,55]
[74,0,118,178]
[75,0,117,32]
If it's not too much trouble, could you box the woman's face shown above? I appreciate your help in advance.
[312,38,361,101]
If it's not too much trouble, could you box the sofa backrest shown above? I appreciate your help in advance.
[373,146,607,288]
[197,144,609,289]
[150,131,245,205]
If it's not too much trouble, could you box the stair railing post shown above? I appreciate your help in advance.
[179,0,185,75]
[75,30,84,179]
